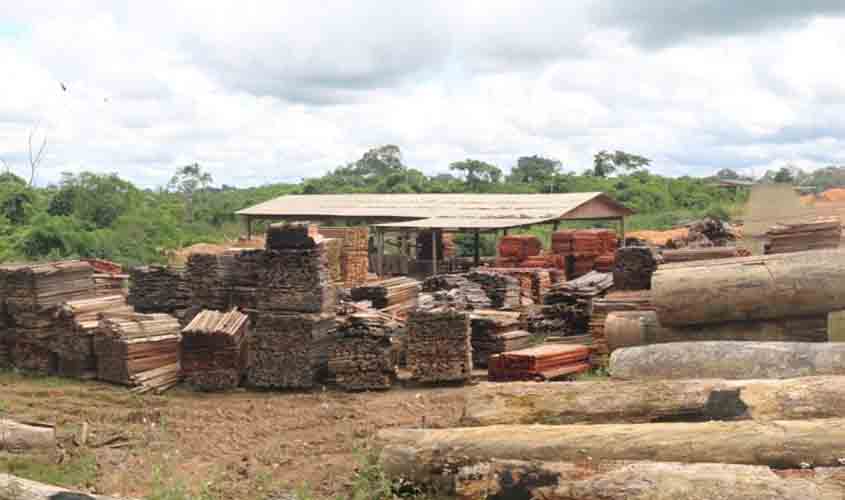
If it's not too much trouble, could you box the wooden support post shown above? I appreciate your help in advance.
[432,229,439,276]
[503,228,510,236]
[553,220,560,231]
[473,230,481,267]
[377,228,385,277]
[619,217,626,247]
[400,231,410,275]
[246,216,253,240]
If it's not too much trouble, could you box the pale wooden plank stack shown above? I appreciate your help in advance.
[351,277,420,309]
[181,309,249,391]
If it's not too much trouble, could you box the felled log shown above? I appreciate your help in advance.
[379,418,845,481]
[660,247,739,263]
[605,311,829,351]
[610,341,845,380]
[0,474,133,500]
[0,420,55,453]
[454,461,845,500]
[653,249,845,327]
[463,376,845,426]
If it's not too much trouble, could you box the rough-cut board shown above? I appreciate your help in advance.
[610,341,845,380]
[488,344,591,382]
[653,249,845,327]
[0,420,55,453]
[462,377,845,426]
[378,418,845,481]
[0,473,134,500]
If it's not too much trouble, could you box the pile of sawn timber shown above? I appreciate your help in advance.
[54,294,132,378]
[350,276,420,310]
[542,271,612,336]
[94,312,181,393]
[469,310,530,367]
[488,343,590,381]
[765,216,842,254]
[128,265,191,314]
[181,309,249,391]
[588,290,653,358]
[422,274,491,310]
[316,226,369,287]
[466,270,520,309]
[406,308,472,384]
[186,252,228,311]
[328,313,397,391]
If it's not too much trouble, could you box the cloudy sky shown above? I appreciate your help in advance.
[2,1,845,187]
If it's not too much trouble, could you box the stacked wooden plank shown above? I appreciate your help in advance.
[593,252,616,272]
[54,294,132,378]
[128,265,191,313]
[613,246,660,290]
[470,310,531,367]
[266,221,321,250]
[488,343,591,381]
[421,274,492,310]
[256,244,336,314]
[323,238,343,284]
[542,271,613,336]
[181,309,249,391]
[350,277,420,309]
[2,261,96,373]
[661,247,739,263]
[417,230,457,261]
[552,230,605,255]
[765,217,842,254]
[186,252,228,311]
[94,312,181,393]
[497,235,543,266]
[480,268,554,305]
[467,270,521,309]
[406,309,472,384]
[220,249,263,311]
[317,226,369,287]
[589,290,653,357]
[92,273,128,296]
[328,313,396,391]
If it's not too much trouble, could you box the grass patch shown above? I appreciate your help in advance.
[0,451,98,489]
[575,366,610,381]
[146,465,217,500]
[0,370,79,388]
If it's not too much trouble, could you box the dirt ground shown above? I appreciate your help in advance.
[0,371,466,499]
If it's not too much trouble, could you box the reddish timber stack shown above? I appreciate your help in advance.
[318,227,370,287]
[181,309,249,391]
[552,230,617,278]
[94,312,182,393]
[497,235,543,265]
[589,290,654,359]
[407,308,472,384]
[488,343,591,381]
[54,294,133,378]
[594,253,616,272]
[323,238,343,284]
[85,259,128,296]
[765,217,842,254]
[470,310,531,367]
[328,313,397,391]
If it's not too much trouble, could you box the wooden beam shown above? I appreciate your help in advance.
[619,217,626,247]
[377,228,385,277]
[245,215,253,240]
[400,231,410,275]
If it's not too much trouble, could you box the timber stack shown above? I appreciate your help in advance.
[481,268,555,305]
[552,229,618,278]
[661,246,739,263]
[328,313,396,391]
[181,309,249,391]
[323,238,343,284]
[220,249,263,312]
[318,226,370,287]
[1,261,96,373]
[467,270,520,309]
[186,252,229,311]
[589,290,653,357]
[85,258,128,296]
[406,308,472,384]
[246,222,338,389]
[421,274,492,310]
[687,216,739,247]
[613,245,660,290]
[53,294,132,378]
[350,276,420,310]
[765,217,842,254]
[496,235,543,267]
[488,343,591,381]
[94,312,181,393]
[469,310,529,367]
[542,271,613,336]
[128,265,191,314]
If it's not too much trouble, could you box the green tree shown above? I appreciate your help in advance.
[449,159,502,191]
[48,172,142,228]
[593,150,651,177]
[773,166,795,184]
[169,163,213,223]
[509,155,562,188]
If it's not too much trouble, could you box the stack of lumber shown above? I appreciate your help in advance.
[589,290,653,356]
[593,252,616,272]
[54,294,132,378]
[552,230,605,254]
[421,274,492,310]
[92,272,128,296]
[613,245,659,290]
[128,265,191,313]
[480,268,554,305]
[246,312,336,389]
[322,237,343,284]
[765,217,842,254]
[181,309,249,391]
[1,261,96,373]
[470,310,531,367]
[318,226,370,287]
[94,312,182,393]
[406,309,472,384]
[328,313,396,391]
[266,221,321,250]
[186,252,228,311]
[350,277,420,309]
[488,343,591,381]
[220,249,263,311]
[497,235,543,263]
[466,270,521,309]
[661,246,739,263]
[542,272,613,336]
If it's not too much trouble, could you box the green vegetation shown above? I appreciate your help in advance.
[0,145,749,266]
[0,451,98,490]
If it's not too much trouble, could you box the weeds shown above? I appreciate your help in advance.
[0,451,98,489]
[575,366,610,380]
[146,465,216,500]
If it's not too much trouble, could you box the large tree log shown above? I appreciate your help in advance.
[0,474,132,500]
[0,420,55,453]
[462,377,845,426]
[378,419,845,483]
[652,249,845,327]
[610,341,845,380]
[605,311,828,351]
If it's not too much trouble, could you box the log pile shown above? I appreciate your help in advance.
[687,217,739,247]
[94,312,182,393]
[181,309,249,391]
[469,310,530,367]
[186,252,228,311]
[765,217,842,254]
[588,290,653,357]
[488,343,591,381]
[613,245,659,290]
[53,294,132,378]
[406,309,472,384]
[466,270,520,309]
[128,265,191,313]
[328,313,396,391]
[661,246,739,263]
[542,272,613,336]
[350,277,420,309]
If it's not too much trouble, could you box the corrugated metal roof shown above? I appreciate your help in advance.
[237,192,633,224]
